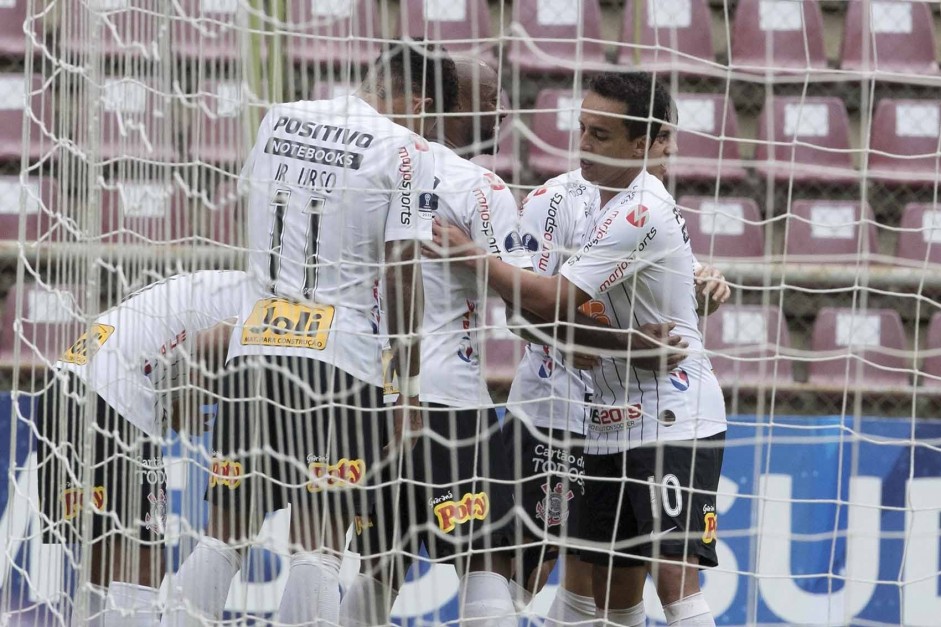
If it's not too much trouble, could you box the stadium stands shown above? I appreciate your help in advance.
[84,78,178,163]
[841,0,939,74]
[187,79,250,166]
[206,180,245,247]
[508,0,606,74]
[729,0,827,72]
[896,204,941,266]
[471,118,519,178]
[172,0,256,62]
[0,177,59,243]
[678,196,764,260]
[0,0,32,59]
[527,89,581,178]
[59,0,165,61]
[671,93,748,183]
[0,74,50,164]
[920,312,941,386]
[310,81,357,101]
[868,98,941,186]
[784,200,879,263]
[98,181,191,243]
[754,96,856,184]
[400,0,496,61]
[618,0,715,74]
[286,0,384,68]
[0,283,84,368]
[808,307,908,387]
[702,304,793,385]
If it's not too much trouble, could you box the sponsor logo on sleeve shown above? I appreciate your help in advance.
[307,458,366,493]
[60,324,115,366]
[503,231,526,253]
[433,491,489,533]
[413,135,430,152]
[354,515,374,536]
[702,506,718,544]
[483,172,506,191]
[589,404,643,433]
[398,147,414,225]
[209,458,243,490]
[418,191,438,218]
[578,299,610,326]
[669,368,690,392]
[61,486,107,520]
[521,233,539,252]
[536,481,575,527]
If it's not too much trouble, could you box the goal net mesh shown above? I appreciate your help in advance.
[2,0,941,625]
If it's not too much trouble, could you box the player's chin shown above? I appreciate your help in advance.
[652,165,668,182]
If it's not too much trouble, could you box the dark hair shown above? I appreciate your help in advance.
[587,72,672,142]
[370,39,459,114]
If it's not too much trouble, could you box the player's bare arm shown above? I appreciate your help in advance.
[385,239,424,447]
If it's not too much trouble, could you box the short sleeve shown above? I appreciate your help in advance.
[384,134,436,243]
[469,173,531,269]
[518,186,569,277]
[561,204,663,299]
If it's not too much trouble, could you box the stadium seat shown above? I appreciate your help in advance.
[79,78,178,163]
[508,0,607,75]
[701,305,793,386]
[919,313,941,387]
[618,0,715,74]
[729,0,827,72]
[60,0,167,61]
[206,180,246,247]
[868,98,941,186]
[527,89,582,179]
[0,0,34,59]
[187,80,252,166]
[808,307,908,387]
[400,0,496,61]
[896,204,941,267]
[0,177,63,243]
[471,118,520,179]
[677,196,764,260]
[841,1,939,74]
[98,181,191,243]
[286,0,385,68]
[0,283,85,369]
[0,74,52,163]
[670,93,747,183]
[172,0,258,62]
[784,200,879,264]
[754,96,856,184]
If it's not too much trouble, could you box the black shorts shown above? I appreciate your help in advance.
[37,374,167,545]
[353,404,515,564]
[579,432,725,569]
[502,414,586,545]
[206,355,390,518]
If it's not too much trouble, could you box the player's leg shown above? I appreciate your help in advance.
[277,359,388,625]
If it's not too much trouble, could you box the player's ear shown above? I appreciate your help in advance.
[411,96,433,116]
[631,134,648,158]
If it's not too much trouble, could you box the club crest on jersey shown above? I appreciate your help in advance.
[457,335,475,363]
[669,368,690,392]
[536,481,574,527]
[503,231,527,253]
[144,489,167,535]
[433,491,489,533]
[521,233,539,252]
[625,204,650,228]
[538,347,554,379]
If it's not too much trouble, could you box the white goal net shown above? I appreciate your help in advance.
[2,1,941,626]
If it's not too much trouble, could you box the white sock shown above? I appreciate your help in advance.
[545,586,596,626]
[103,583,159,627]
[72,583,107,627]
[338,572,397,626]
[459,571,517,627]
[507,578,533,613]
[663,592,715,626]
[596,600,645,627]
[277,552,343,625]
[161,536,242,626]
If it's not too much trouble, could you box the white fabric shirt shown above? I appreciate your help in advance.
[227,95,436,386]
[57,271,250,437]
[560,171,727,453]
[420,142,530,407]
[506,170,597,435]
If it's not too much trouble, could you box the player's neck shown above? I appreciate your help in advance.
[599,167,642,208]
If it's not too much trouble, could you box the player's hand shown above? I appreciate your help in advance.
[570,351,600,370]
[387,396,423,454]
[630,322,688,372]
[695,264,731,316]
[424,218,482,264]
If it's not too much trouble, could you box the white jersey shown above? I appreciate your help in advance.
[56,271,250,437]
[560,170,727,453]
[420,142,530,407]
[227,95,435,386]
[506,170,597,435]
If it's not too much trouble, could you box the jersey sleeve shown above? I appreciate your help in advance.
[518,186,567,277]
[469,173,531,269]
[384,134,436,243]
[561,203,665,299]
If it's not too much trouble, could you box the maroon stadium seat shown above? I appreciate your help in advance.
[508,0,607,75]
[678,196,764,260]
[206,180,246,247]
[0,74,53,163]
[286,0,384,68]
[400,0,496,61]
[0,0,34,59]
[754,96,856,184]
[471,118,520,179]
[920,313,941,387]
[808,307,908,387]
[671,93,747,183]
[98,181,191,243]
[701,305,793,386]
[188,79,252,166]
[730,0,827,72]
[60,0,166,61]
[868,98,941,186]
[784,200,878,263]
[841,1,938,74]
[618,0,715,74]
[0,283,84,369]
[0,177,63,243]
[172,0,259,62]
[896,204,941,267]
[527,89,582,179]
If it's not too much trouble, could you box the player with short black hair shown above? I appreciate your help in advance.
[162,41,457,627]
[429,71,727,627]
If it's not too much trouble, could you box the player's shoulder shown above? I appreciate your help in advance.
[522,169,589,215]
[430,142,509,194]
[609,171,675,222]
